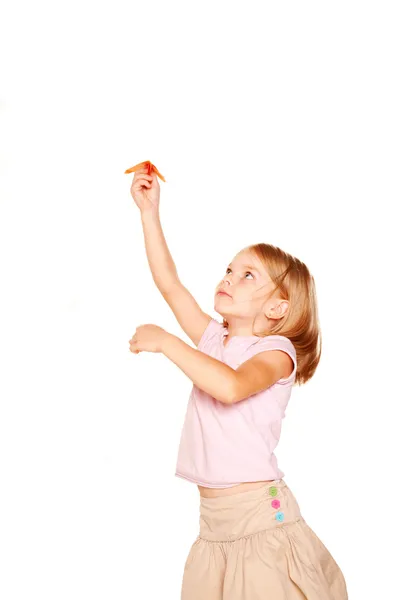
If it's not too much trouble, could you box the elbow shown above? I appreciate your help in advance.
[222,381,240,405]
[213,375,241,405]
[215,392,234,405]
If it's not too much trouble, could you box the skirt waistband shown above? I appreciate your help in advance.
[198,479,302,542]
[200,479,286,509]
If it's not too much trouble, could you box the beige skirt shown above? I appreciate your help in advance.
[181,479,348,600]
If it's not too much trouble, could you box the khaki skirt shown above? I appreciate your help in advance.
[181,479,348,600]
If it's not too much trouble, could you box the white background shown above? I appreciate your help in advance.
[1,1,399,598]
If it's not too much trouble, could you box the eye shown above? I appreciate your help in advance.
[225,268,254,279]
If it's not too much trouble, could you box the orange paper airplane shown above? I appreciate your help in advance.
[124,160,166,182]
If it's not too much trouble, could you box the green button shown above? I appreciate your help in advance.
[269,486,278,497]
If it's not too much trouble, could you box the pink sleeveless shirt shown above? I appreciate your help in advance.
[175,318,297,488]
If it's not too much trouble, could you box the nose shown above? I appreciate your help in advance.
[223,275,232,286]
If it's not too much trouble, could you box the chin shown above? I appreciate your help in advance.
[213,300,223,313]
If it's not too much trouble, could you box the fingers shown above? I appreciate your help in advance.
[134,174,153,182]
[129,337,138,353]
[135,180,152,189]
[133,168,159,183]
[132,174,153,189]
[133,166,150,175]
[131,167,161,191]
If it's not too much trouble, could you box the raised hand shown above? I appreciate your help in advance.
[128,165,160,213]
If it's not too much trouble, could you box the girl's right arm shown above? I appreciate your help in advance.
[131,168,212,346]
[141,210,212,346]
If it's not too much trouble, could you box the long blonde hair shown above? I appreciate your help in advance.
[222,243,322,386]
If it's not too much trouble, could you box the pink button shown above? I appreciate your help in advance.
[271,499,280,509]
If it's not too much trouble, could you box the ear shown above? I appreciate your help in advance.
[267,300,290,321]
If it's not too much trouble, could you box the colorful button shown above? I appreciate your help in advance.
[271,499,280,509]
[275,511,284,522]
[269,486,278,497]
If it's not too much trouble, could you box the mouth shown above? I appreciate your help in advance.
[217,291,231,298]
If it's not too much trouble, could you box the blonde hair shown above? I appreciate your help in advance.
[222,243,322,386]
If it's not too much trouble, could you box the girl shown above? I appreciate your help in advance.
[128,166,348,600]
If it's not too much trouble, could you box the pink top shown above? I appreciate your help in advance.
[175,318,297,488]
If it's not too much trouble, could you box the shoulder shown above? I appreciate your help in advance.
[243,334,297,385]
[197,318,224,350]
[257,334,296,355]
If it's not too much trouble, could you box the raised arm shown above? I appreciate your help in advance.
[140,209,178,293]
[137,196,211,345]
[130,168,212,344]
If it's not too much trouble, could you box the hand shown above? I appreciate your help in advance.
[128,324,169,354]
[130,167,160,213]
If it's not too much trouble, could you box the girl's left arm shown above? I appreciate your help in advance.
[162,333,236,404]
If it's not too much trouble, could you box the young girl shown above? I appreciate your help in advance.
[128,167,348,600]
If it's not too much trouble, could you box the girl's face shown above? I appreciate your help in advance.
[214,250,274,322]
